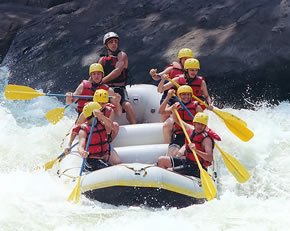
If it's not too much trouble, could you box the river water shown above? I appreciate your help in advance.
[0,66,289,231]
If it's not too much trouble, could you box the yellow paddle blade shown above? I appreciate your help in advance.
[224,118,254,142]
[213,108,247,127]
[213,108,254,142]
[45,107,65,124]
[67,177,81,203]
[200,168,217,200]
[43,158,58,171]
[215,144,250,183]
[4,84,45,100]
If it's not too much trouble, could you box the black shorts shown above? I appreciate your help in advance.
[84,158,111,172]
[111,86,129,105]
[169,133,185,149]
[171,157,207,178]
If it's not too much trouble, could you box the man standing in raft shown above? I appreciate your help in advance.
[98,32,136,124]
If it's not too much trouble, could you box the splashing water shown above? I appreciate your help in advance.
[1,66,290,231]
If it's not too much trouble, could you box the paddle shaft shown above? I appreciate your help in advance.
[173,109,203,170]
[57,142,79,160]
[47,93,113,99]
[174,96,195,118]
[78,117,97,176]
[46,93,93,99]
[176,95,251,183]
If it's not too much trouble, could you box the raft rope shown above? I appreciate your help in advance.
[121,164,156,177]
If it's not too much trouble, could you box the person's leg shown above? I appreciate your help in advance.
[111,122,119,140]
[167,144,180,157]
[105,148,121,165]
[162,117,173,143]
[160,113,170,122]
[157,156,172,168]
[123,101,137,124]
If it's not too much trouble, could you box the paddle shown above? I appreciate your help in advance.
[44,92,114,125]
[174,96,251,183]
[173,108,217,201]
[4,84,93,100]
[45,100,79,125]
[67,117,97,203]
[165,77,254,142]
[45,104,70,125]
[215,144,250,183]
[41,142,79,170]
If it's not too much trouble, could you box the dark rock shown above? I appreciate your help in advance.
[0,3,44,63]
[1,0,290,107]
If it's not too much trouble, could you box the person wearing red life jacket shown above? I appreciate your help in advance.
[150,48,194,116]
[98,32,136,124]
[157,112,221,178]
[65,63,122,117]
[150,48,194,143]
[159,85,202,156]
[157,58,213,111]
[64,89,120,154]
[78,102,121,171]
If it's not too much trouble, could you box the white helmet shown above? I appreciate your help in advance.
[103,32,119,45]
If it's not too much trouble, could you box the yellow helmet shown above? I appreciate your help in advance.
[89,63,104,75]
[184,58,200,70]
[177,48,194,59]
[83,102,101,118]
[193,112,208,126]
[93,89,109,103]
[177,85,193,98]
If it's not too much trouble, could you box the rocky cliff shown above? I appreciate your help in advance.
[1,0,290,107]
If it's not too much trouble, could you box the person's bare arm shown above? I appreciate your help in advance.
[78,129,89,158]
[189,137,213,162]
[158,89,175,115]
[150,66,174,80]
[157,75,176,93]
[75,112,86,125]
[109,88,122,116]
[201,80,213,110]
[196,104,203,113]
[102,52,128,83]
[93,109,114,133]
[66,83,83,104]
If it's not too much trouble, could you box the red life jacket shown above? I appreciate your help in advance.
[80,122,109,158]
[185,128,221,167]
[77,80,109,113]
[177,75,204,99]
[99,52,128,86]
[168,62,184,79]
[174,101,198,134]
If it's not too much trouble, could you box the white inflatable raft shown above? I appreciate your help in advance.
[56,84,212,207]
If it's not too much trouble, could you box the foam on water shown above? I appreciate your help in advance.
[1,67,290,230]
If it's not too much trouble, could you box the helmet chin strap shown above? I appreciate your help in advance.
[105,45,120,56]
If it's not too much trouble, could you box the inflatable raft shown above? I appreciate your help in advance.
[56,84,213,208]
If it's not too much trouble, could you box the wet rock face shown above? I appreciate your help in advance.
[0,0,70,63]
[1,0,290,106]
